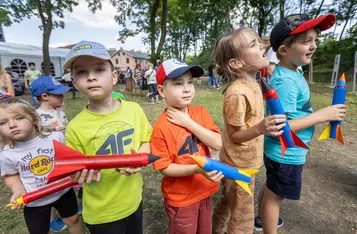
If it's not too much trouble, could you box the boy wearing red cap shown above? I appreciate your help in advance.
[151,58,223,234]
[255,14,347,233]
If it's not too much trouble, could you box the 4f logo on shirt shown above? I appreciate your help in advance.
[94,121,135,155]
[178,134,201,156]
[96,129,134,155]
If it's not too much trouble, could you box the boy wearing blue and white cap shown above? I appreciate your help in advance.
[64,41,152,234]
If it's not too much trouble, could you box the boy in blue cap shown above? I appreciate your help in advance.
[31,76,71,132]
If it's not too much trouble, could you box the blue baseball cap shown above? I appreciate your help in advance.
[63,40,113,69]
[31,76,71,97]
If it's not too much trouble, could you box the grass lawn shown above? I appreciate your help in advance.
[0,78,356,234]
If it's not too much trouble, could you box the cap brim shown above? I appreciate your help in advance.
[166,65,204,79]
[290,14,336,35]
[64,54,114,70]
[48,86,72,95]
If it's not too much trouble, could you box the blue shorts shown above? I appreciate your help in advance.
[264,155,304,200]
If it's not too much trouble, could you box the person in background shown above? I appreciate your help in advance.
[24,61,42,89]
[63,69,76,99]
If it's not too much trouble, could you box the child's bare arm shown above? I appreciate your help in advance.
[230,115,286,144]
[160,163,223,182]
[116,143,151,176]
[4,174,26,210]
[137,142,150,153]
[166,107,222,150]
[160,163,200,177]
[289,104,346,132]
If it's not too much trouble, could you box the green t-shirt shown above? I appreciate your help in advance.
[65,99,152,224]
[25,70,42,85]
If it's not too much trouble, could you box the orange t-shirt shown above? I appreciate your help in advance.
[151,106,220,207]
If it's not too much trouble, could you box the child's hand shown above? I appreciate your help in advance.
[196,166,224,182]
[316,104,346,122]
[166,107,192,128]
[259,114,286,136]
[72,169,101,184]
[116,148,143,176]
[10,190,26,210]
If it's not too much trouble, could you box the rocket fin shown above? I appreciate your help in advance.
[279,136,287,157]
[53,140,85,159]
[336,125,344,145]
[291,131,309,149]
[318,124,331,141]
[239,169,259,177]
[235,181,253,196]
[47,165,85,184]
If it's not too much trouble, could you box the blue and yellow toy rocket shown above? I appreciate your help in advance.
[190,156,258,195]
[318,73,346,144]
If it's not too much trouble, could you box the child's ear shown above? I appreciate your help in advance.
[71,76,79,90]
[112,70,118,86]
[41,93,49,100]
[157,85,165,98]
[228,58,243,70]
[277,45,288,57]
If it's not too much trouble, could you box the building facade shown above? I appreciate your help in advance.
[111,48,150,71]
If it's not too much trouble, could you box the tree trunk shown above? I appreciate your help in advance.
[42,23,52,76]
[279,0,285,20]
[37,0,53,76]
[314,0,325,18]
[150,0,160,62]
[156,0,168,58]
[339,1,353,41]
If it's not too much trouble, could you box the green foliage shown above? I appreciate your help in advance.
[314,34,357,74]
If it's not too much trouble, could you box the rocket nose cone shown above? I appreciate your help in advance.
[339,73,346,82]
[260,78,271,93]
[148,154,161,164]
[190,155,206,167]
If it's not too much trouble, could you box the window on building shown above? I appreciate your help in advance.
[115,58,119,64]
[123,52,125,56]
[126,58,129,64]
[135,59,138,64]
[41,61,55,76]
[10,59,27,78]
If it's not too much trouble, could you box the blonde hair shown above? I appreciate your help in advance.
[212,27,264,83]
[0,64,8,89]
[0,98,47,150]
[148,63,154,69]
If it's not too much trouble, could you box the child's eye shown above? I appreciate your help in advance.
[76,70,87,76]
[0,121,6,125]
[95,68,105,73]
[188,80,193,84]
[174,82,182,86]
[16,116,25,121]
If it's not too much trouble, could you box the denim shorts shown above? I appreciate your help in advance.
[264,155,304,200]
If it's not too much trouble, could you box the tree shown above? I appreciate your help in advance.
[87,0,169,63]
[0,0,82,76]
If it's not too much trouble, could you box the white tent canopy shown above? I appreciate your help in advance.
[0,42,70,78]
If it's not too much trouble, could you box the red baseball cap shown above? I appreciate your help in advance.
[156,58,204,86]
[270,14,336,52]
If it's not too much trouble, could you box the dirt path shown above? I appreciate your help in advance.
[252,120,357,234]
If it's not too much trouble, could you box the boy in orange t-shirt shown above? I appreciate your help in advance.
[151,58,223,234]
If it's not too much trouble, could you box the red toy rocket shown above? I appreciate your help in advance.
[6,177,77,207]
[261,78,309,156]
[47,140,161,183]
